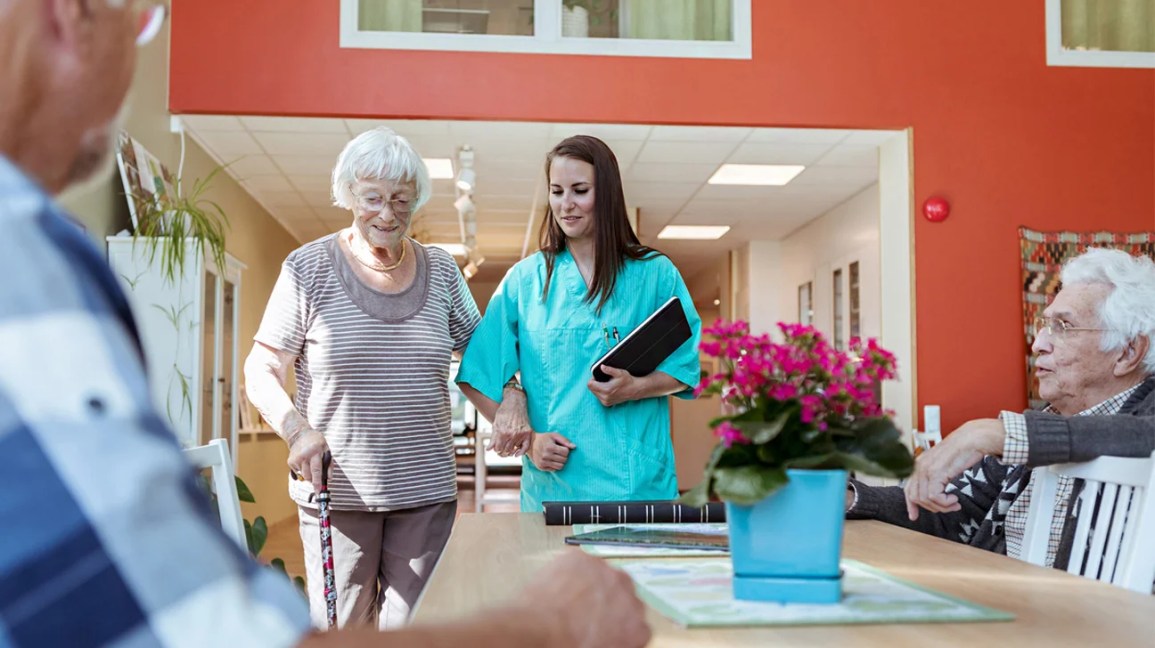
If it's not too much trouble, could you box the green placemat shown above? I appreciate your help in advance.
[571,523,730,557]
[618,558,1014,627]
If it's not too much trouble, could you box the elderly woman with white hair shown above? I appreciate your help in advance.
[245,127,480,629]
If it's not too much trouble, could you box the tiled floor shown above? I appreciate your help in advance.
[261,475,521,582]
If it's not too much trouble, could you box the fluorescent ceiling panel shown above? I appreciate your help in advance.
[425,158,454,179]
[708,164,805,186]
[657,226,731,240]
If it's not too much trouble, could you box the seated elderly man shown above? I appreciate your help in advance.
[846,247,1155,569]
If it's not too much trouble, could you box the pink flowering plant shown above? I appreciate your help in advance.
[681,321,914,507]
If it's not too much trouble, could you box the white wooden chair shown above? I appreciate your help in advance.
[185,438,248,550]
[912,428,942,454]
[1022,450,1155,593]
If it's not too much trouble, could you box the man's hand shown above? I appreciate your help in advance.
[287,428,329,493]
[903,418,1005,521]
[515,551,651,648]
[587,365,639,407]
[529,432,576,472]
[490,387,534,457]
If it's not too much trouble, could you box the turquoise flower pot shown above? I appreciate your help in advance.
[725,469,849,604]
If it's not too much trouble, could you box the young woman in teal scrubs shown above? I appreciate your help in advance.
[456,135,702,512]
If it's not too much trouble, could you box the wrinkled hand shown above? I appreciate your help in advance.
[587,365,639,407]
[287,428,329,493]
[903,418,1005,521]
[490,389,534,457]
[516,551,651,648]
[529,432,576,472]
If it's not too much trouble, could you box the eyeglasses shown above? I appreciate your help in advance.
[120,1,165,47]
[352,192,413,217]
[1033,316,1108,338]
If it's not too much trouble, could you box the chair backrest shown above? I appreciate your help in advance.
[1022,451,1155,593]
[912,429,941,454]
[184,438,248,550]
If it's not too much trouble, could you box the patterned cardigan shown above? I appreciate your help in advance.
[846,377,1155,564]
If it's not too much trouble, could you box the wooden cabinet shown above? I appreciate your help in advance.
[107,237,244,461]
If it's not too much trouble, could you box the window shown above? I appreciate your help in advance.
[1046,0,1155,68]
[797,281,812,326]
[832,268,844,351]
[341,0,752,59]
[849,261,860,339]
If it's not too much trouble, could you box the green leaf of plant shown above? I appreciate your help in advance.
[244,519,254,554]
[235,475,256,503]
[734,409,792,444]
[831,417,914,478]
[712,465,788,505]
[784,453,836,469]
[678,479,711,508]
[251,516,269,555]
[270,557,288,575]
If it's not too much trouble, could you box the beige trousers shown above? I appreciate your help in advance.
[297,500,457,630]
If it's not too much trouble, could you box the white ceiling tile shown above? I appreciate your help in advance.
[223,155,279,177]
[347,119,454,136]
[256,190,306,208]
[288,175,333,193]
[790,166,878,187]
[252,131,349,157]
[549,123,653,141]
[626,181,700,203]
[242,175,294,192]
[815,145,879,168]
[602,140,645,168]
[746,128,853,144]
[624,162,719,184]
[193,131,264,157]
[302,190,337,209]
[451,121,554,140]
[648,125,752,142]
[240,116,349,133]
[181,115,245,132]
[727,142,834,166]
[275,155,339,176]
[635,141,738,165]
[842,130,904,146]
[479,177,538,196]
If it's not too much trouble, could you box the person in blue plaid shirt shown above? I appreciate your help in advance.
[0,2,650,647]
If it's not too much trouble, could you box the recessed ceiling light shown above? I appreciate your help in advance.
[657,226,731,240]
[708,164,805,186]
[425,158,454,180]
[429,242,466,256]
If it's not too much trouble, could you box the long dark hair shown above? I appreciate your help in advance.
[539,135,659,313]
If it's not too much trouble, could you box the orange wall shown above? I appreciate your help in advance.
[170,1,1155,431]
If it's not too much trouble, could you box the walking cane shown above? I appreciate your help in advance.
[318,451,337,629]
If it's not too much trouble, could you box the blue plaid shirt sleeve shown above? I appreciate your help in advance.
[0,158,310,647]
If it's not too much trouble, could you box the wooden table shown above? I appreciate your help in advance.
[412,513,1155,645]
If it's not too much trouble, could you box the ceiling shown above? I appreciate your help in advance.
[180,116,899,285]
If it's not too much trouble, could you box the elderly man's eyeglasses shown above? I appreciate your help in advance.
[353,192,413,216]
[131,2,167,47]
[1033,316,1108,338]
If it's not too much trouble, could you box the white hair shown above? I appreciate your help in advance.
[1061,247,1155,374]
[330,127,431,213]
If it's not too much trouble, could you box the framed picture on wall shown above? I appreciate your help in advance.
[798,281,813,325]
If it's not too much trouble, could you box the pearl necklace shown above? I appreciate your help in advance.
[351,236,406,272]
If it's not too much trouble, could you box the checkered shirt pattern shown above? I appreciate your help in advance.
[1000,384,1141,566]
[0,156,310,647]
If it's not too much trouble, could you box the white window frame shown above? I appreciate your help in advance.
[1046,0,1155,68]
[339,0,752,60]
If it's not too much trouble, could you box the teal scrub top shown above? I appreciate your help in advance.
[456,248,702,512]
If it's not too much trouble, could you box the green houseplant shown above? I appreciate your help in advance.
[131,166,230,284]
[681,320,914,603]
